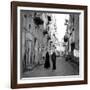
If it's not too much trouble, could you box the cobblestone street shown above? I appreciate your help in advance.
[22,56,79,78]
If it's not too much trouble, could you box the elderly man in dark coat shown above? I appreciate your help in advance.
[51,47,56,70]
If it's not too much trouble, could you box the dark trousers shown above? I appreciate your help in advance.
[52,59,56,70]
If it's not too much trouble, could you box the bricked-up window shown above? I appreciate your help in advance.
[47,16,51,21]
[24,14,27,18]
[29,24,31,29]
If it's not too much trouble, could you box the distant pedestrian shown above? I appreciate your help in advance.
[42,48,45,61]
[51,48,56,70]
[44,50,50,69]
[71,42,75,55]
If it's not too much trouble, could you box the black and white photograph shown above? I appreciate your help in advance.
[20,10,80,78]
[11,1,87,88]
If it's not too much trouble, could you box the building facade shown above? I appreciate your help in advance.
[20,11,57,73]
[65,14,79,56]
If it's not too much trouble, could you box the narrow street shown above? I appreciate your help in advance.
[22,56,79,78]
[21,11,80,78]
